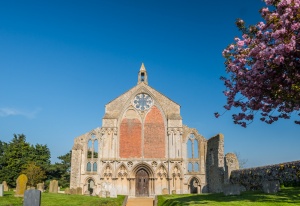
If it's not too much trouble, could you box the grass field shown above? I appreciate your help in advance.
[157,187,300,206]
[0,191,125,206]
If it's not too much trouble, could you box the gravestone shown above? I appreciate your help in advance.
[2,181,8,192]
[223,184,241,196]
[262,180,280,194]
[64,188,70,195]
[23,189,41,206]
[49,180,58,193]
[70,188,76,194]
[162,188,168,194]
[15,174,28,197]
[0,184,3,197]
[76,187,82,195]
[171,190,176,194]
[99,190,106,198]
[110,187,117,198]
[37,183,44,192]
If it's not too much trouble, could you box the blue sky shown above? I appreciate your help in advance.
[0,0,299,167]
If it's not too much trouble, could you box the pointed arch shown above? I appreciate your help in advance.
[129,162,154,178]
[156,163,168,179]
[117,163,129,178]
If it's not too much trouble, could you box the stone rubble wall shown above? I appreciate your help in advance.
[230,160,300,190]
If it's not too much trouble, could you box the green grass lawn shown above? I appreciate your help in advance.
[0,191,125,206]
[157,187,300,206]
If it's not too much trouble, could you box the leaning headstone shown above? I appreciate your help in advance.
[110,187,117,198]
[15,174,28,197]
[262,180,280,194]
[37,183,44,192]
[0,184,4,197]
[2,181,8,192]
[49,180,58,193]
[23,189,41,206]
[76,187,82,195]
[223,184,241,196]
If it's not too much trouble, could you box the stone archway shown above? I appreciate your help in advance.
[87,178,95,195]
[189,177,198,194]
[135,169,149,196]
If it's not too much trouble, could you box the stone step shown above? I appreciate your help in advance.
[126,197,154,206]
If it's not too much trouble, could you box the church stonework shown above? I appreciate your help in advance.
[70,64,238,196]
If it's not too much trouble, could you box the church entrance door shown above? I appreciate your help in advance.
[135,169,149,196]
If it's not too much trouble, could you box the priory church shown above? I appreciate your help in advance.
[70,64,239,196]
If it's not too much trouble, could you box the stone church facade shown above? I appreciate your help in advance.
[70,64,239,196]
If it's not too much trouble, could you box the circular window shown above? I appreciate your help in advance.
[133,93,153,111]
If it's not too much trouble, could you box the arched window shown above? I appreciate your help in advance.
[194,162,199,172]
[87,162,91,172]
[188,162,193,172]
[93,140,98,158]
[187,139,193,158]
[93,162,97,172]
[187,134,200,173]
[194,139,199,158]
[87,140,92,158]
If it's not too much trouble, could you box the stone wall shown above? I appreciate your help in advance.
[230,160,300,190]
[206,134,224,193]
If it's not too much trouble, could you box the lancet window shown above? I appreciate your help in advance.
[86,134,99,159]
[187,133,200,173]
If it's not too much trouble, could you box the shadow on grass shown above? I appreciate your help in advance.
[159,187,300,206]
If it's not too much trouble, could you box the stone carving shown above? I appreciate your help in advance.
[127,161,133,168]
[151,161,158,168]
[103,165,113,178]
[2,181,8,192]
[117,165,128,179]
[172,166,181,177]
[49,180,58,193]
[15,174,28,197]
[23,189,41,206]
[157,165,167,179]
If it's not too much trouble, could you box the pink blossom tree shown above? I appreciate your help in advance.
[217,0,300,127]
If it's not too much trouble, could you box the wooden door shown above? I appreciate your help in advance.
[135,169,149,196]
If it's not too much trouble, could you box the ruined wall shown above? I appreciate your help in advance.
[206,134,224,193]
[230,160,300,190]
[224,153,239,184]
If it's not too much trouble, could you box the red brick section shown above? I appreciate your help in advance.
[120,118,142,158]
[144,106,165,158]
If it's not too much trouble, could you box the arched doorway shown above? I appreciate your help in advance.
[135,169,149,196]
[190,177,198,194]
[87,179,95,195]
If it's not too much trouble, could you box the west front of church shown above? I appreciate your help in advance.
[70,64,239,196]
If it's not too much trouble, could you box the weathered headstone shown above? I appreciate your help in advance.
[2,181,8,192]
[171,190,176,194]
[64,188,70,195]
[262,180,280,194]
[23,189,41,206]
[37,183,44,192]
[110,187,117,198]
[223,184,241,196]
[49,180,58,193]
[76,187,82,195]
[0,184,4,197]
[99,190,106,198]
[162,188,168,194]
[70,188,76,194]
[15,174,28,197]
